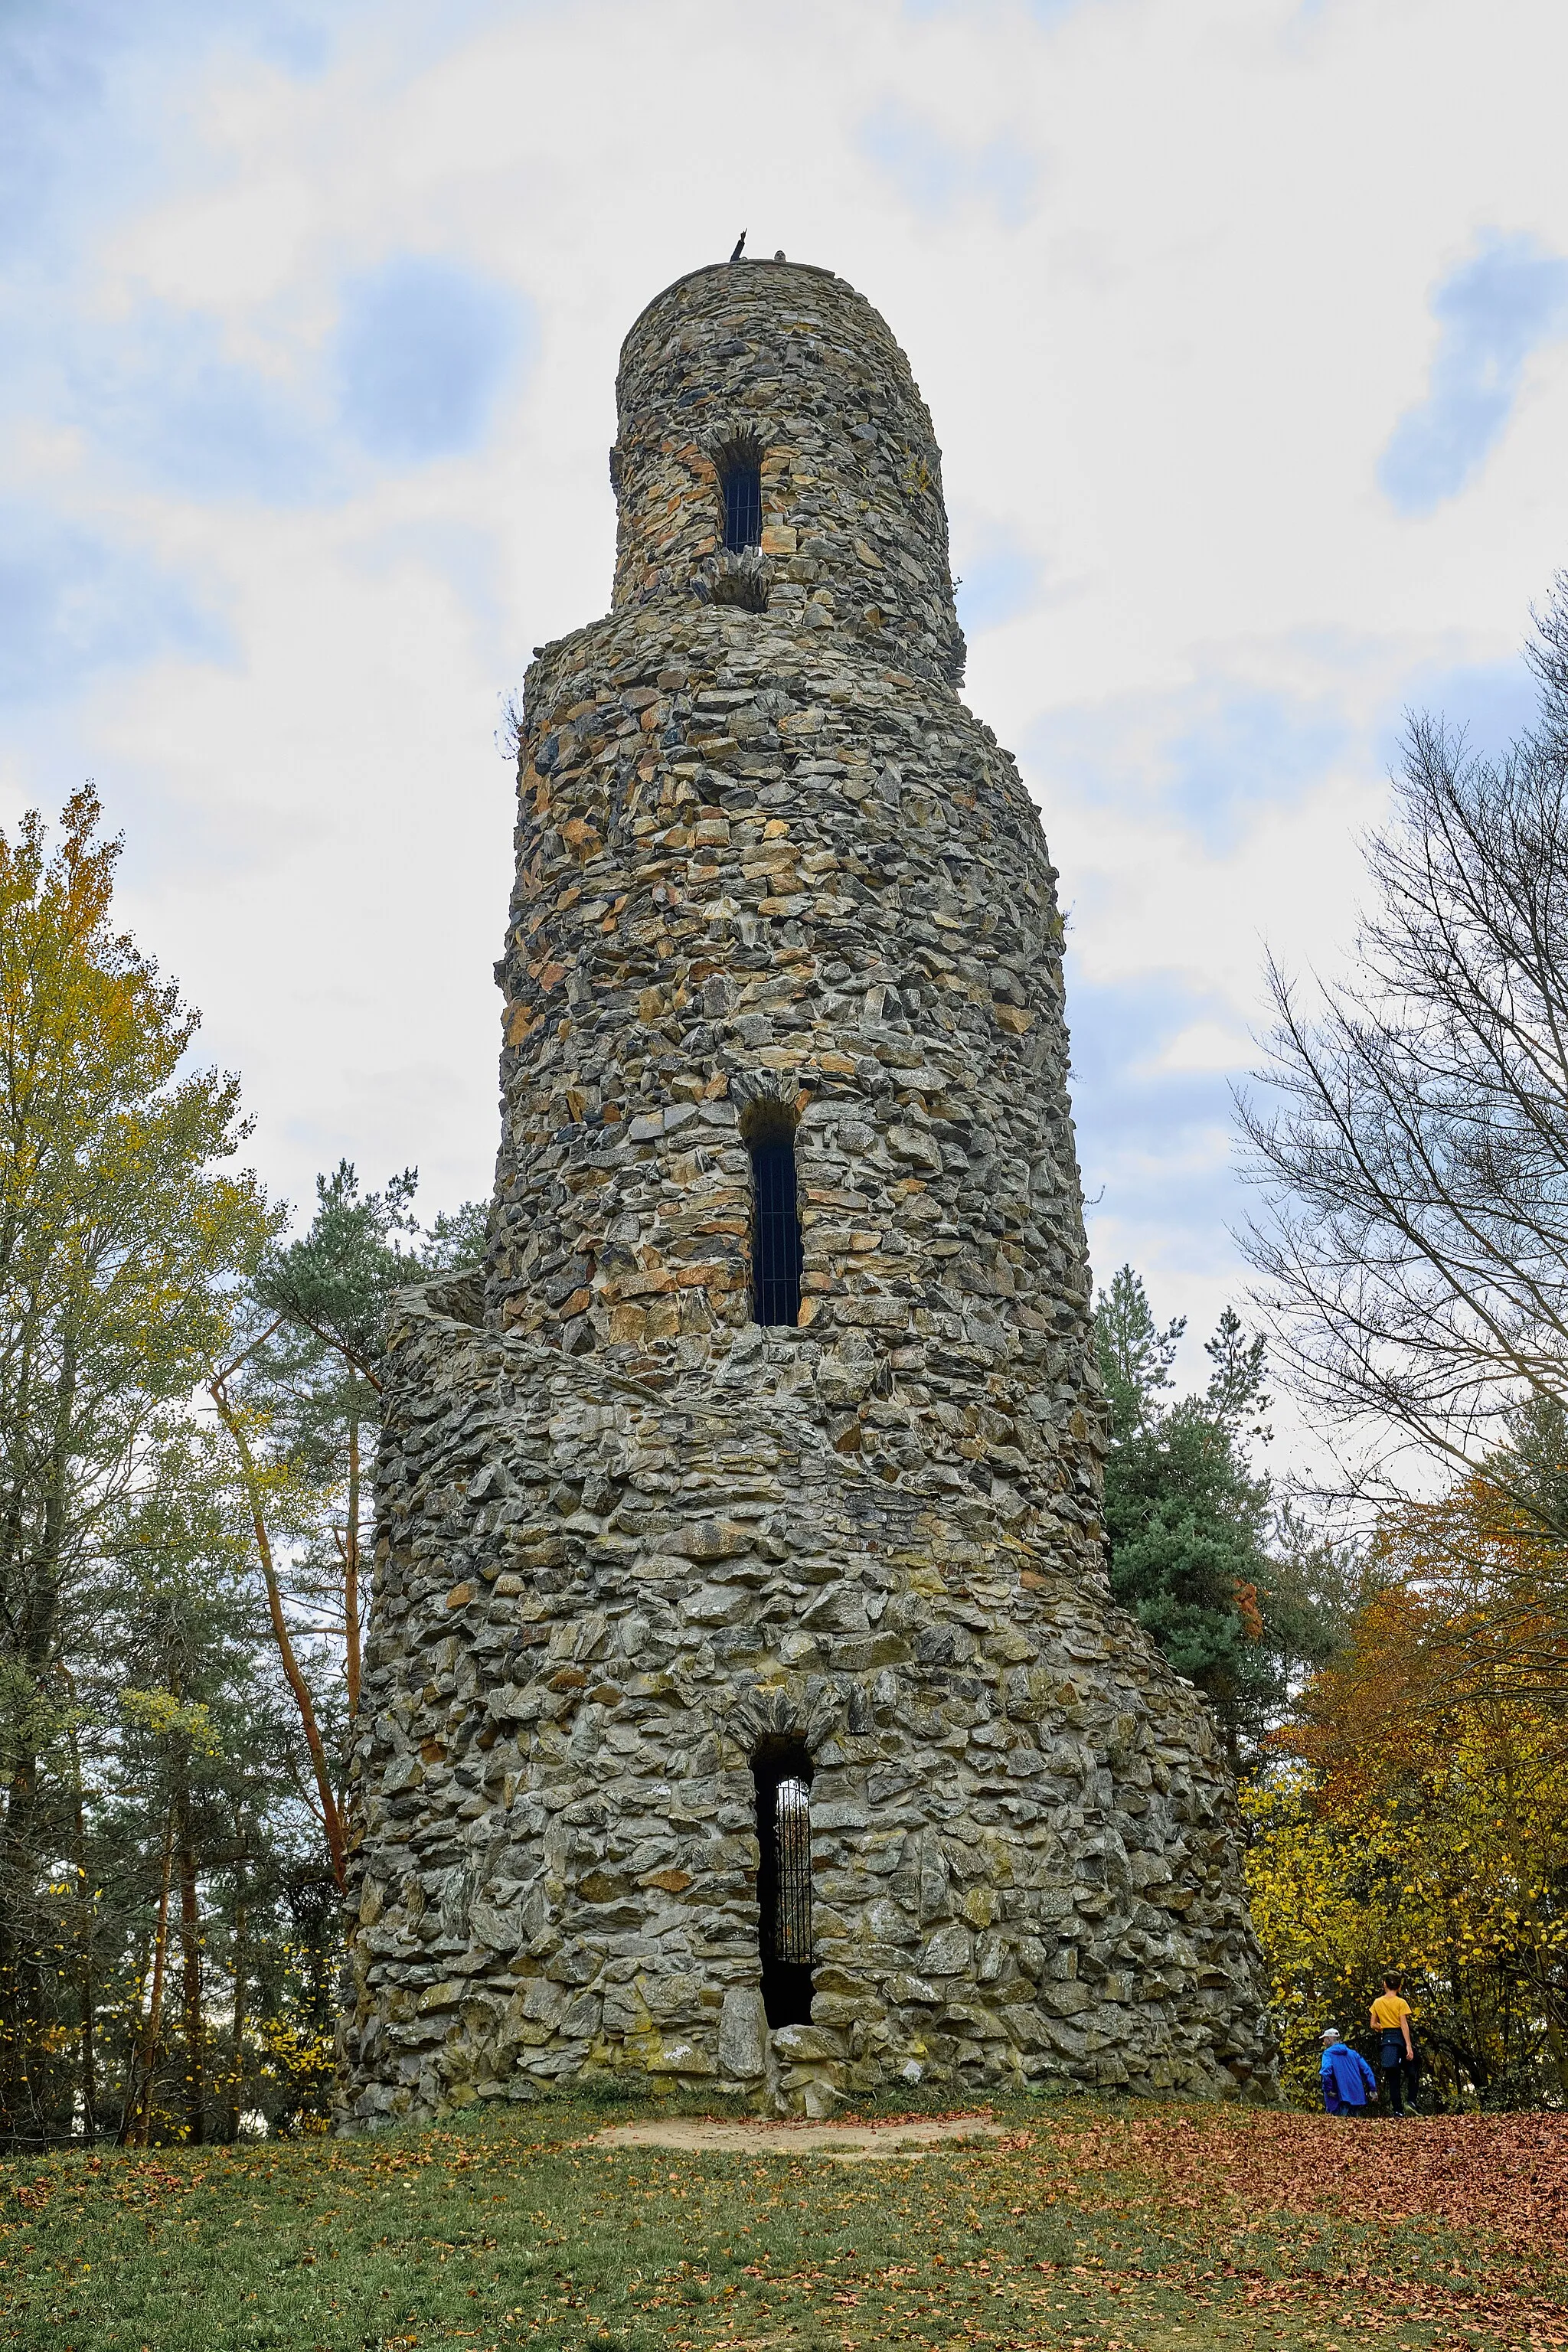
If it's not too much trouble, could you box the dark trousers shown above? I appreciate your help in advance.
[1380,2032,1416,2113]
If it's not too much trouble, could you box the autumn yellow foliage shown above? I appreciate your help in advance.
[1246,1483,1568,2108]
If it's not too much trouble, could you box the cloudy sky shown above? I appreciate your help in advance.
[5,0,1567,1401]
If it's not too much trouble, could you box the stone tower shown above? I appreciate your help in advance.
[338,259,1276,2125]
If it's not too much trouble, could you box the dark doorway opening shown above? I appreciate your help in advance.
[744,1100,802,1327]
[753,1738,814,2028]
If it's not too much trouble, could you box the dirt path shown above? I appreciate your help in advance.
[587,2112,1014,2162]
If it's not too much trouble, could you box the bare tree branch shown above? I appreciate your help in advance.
[1236,577,1568,1583]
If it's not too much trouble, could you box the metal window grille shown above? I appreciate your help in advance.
[773,1777,812,1963]
[723,463,763,553]
[750,1137,802,1325]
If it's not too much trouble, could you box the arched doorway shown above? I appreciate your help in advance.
[752,1738,814,2028]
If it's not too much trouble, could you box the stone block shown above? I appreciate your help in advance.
[560,1991,603,2040]
[771,2024,845,2064]
[601,1981,655,2037]
[415,1981,465,2014]
[646,2040,717,2076]
[468,1900,524,1952]
[717,1987,769,2079]
[681,1585,754,1625]
[671,1519,754,1562]
[521,1979,567,2029]
[887,1973,940,2006]
[922,1923,974,1976]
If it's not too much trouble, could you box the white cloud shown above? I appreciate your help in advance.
[4,0,1568,1434]
[1155,1022,1258,1076]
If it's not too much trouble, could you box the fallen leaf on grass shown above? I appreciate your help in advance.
[1070,2111,1568,2258]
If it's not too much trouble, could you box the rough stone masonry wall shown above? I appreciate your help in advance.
[337,260,1277,2126]
[339,1276,1272,2124]
[609,262,965,686]
[485,599,1104,1566]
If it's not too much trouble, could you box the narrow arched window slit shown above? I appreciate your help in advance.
[722,462,762,552]
[743,1102,802,1326]
[715,434,764,554]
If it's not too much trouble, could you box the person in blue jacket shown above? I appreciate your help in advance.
[1319,2027,1377,2114]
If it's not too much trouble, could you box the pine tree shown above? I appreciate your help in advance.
[1093,1266,1352,1763]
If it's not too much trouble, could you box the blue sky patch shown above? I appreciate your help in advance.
[1028,678,1354,860]
[861,100,1037,228]
[81,307,335,504]
[0,0,338,252]
[954,527,1043,633]
[1376,652,1541,773]
[336,257,530,465]
[72,260,531,502]
[1380,232,1568,514]
[0,505,225,701]
[1066,965,1248,1276]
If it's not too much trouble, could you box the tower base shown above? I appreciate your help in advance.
[337,1277,1277,2126]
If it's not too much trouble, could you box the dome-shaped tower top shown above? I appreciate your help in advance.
[609,259,966,686]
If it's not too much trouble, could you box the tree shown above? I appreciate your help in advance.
[205,1334,348,1886]
[1247,1487,1568,2107]
[1371,1439,1568,1707]
[103,1419,303,2146]
[211,1167,485,1883]
[0,788,273,2146]
[1237,579,1568,1615]
[0,793,488,2149]
[1093,1266,1352,1762]
[253,1161,431,1726]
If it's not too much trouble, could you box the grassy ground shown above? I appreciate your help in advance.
[3,2088,1566,2352]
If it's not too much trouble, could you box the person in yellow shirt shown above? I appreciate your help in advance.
[1370,1974,1416,2115]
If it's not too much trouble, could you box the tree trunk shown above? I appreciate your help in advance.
[73,1764,95,2143]
[345,1413,362,1727]
[116,1927,149,2146]
[126,1816,173,2149]
[1543,2009,1568,2102]
[177,1772,203,2145]
[229,1857,247,2145]
[0,1761,43,2146]
[0,1295,47,2145]
[0,1338,70,2146]
[210,1377,346,1886]
[1449,1958,1491,2101]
